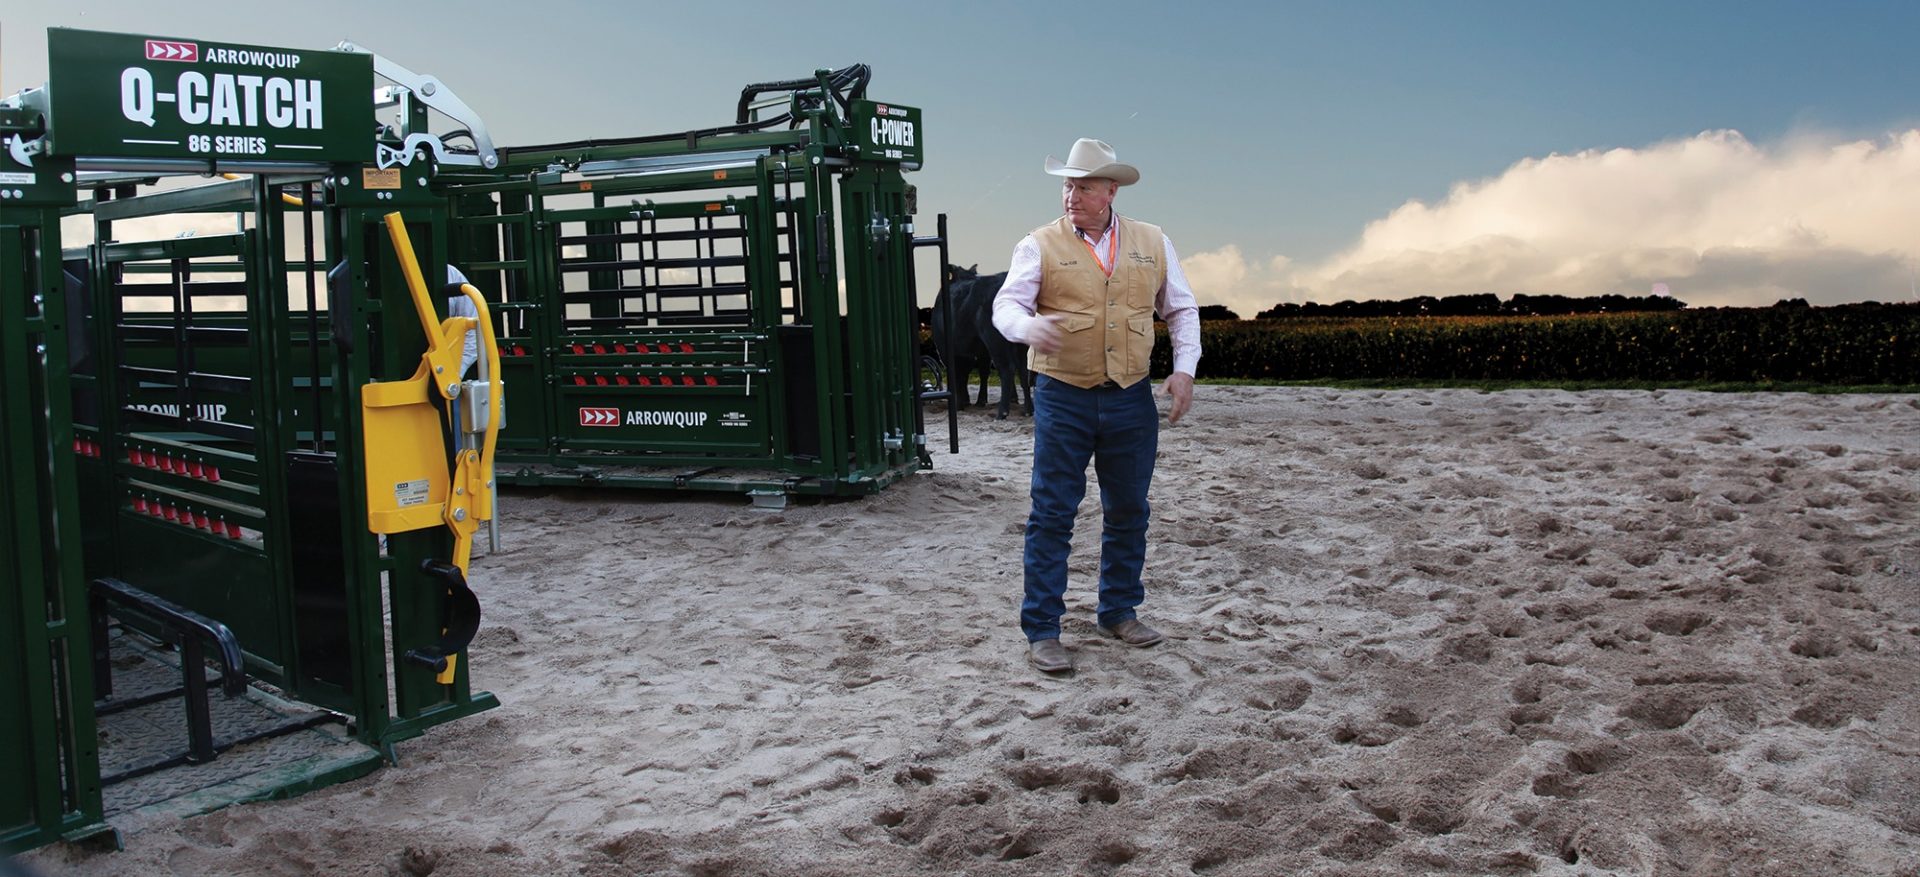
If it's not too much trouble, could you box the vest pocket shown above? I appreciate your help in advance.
[1124,268,1155,309]
[1040,313,1099,375]
[1127,315,1152,373]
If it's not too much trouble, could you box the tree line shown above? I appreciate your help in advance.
[1196,293,1689,321]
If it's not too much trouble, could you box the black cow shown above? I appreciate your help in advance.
[932,264,992,408]
[965,270,1030,419]
[933,264,1031,419]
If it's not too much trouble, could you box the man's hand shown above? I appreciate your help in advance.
[1025,314,1064,355]
[1164,372,1194,424]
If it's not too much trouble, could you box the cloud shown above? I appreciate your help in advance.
[1200,129,1920,312]
[1180,244,1249,299]
[1179,245,1306,318]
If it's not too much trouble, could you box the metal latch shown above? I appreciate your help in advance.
[460,378,501,434]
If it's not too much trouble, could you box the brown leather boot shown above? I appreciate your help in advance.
[1097,618,1165,647]
[1027,638,1072,672]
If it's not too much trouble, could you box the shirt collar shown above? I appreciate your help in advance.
[1074,210,1116,242]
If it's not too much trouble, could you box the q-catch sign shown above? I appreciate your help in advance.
[44,28,373,164]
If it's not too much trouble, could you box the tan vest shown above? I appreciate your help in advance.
[1028,214,1168,389]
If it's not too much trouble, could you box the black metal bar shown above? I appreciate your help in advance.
[559,284,752,301]
[909,213,957,454]
[111,325,251,343]
[940,214,956,453]
[903,213,939,465]
[111,280,250,299]
[557,228,746,246]
[561,312,750,329]
[115,365,252,394]
[402,560,483,674]
[557,256,747,274]
[90,592,113,700]
[88,577,250,776]
[181,637,214,763]
[90,579,247,697]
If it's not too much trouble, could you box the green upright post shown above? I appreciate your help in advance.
[0,148,109,852]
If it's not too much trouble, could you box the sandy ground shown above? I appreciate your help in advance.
[24,385,1920,876]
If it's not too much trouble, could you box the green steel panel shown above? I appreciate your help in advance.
[113,313,335,442]
[113,515,285,675]
[552,389,771,453]
[43,28,373,164]
[443,85,928,498]
[0,211,104,853]
[93,231,289,681]
[493,341,545,453]
[0,587,34,850]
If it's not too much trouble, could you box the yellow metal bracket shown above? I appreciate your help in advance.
[444,281,502,574]
[360,213,505,683]
[361,213,470,534]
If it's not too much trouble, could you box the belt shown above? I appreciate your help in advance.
[1095,380,1120,389]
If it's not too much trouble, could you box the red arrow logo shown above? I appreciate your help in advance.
[579,407,620,427]
[145,40,199,62]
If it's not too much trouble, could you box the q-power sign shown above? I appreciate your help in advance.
[850,100,922,164]
[44,28,373,164]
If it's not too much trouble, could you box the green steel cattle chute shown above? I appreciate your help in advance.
[3,24,945,855]
[1,28,501,854]
[435,66,940,505]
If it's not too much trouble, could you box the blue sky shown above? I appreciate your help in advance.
[8,1,1920,312]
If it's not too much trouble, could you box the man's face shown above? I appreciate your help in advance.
[1062,177,1118,232]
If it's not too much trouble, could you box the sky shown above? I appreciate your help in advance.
[7,0,1920,314]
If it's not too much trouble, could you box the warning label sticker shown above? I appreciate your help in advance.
[363,168,401,190]
[394,478,431,507]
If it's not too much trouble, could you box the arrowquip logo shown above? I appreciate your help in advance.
[144,40,199,62]
[627,410,708,428]
[581,408,709,428]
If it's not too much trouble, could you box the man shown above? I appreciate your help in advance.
[992,139,1201,673]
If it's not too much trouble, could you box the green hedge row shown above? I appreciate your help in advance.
[1147,304,1920,383]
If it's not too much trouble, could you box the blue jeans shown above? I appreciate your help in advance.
[1021,373,1159,642]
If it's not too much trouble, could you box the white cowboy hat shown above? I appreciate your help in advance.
[1043,138,1140,186]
